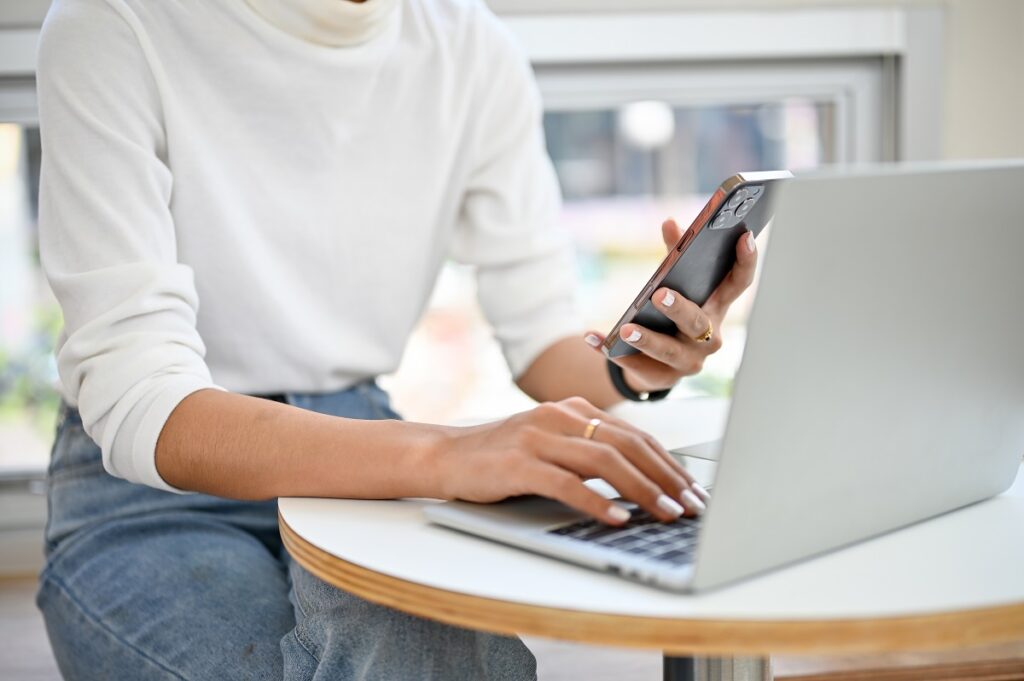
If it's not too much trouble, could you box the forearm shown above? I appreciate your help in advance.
[515,336,625,409]
[155,389,448,500]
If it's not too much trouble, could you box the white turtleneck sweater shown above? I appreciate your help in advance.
[244,0,399,46]
[37,0,581,491]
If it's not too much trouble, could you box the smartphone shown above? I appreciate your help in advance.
[603,170,793,358]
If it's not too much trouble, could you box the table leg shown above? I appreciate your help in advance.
[663,655,772,681]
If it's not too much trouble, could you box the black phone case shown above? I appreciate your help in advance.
[606,177,785,358]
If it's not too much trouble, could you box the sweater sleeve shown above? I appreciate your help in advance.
[37,0,218,492]
[448,8,584,379]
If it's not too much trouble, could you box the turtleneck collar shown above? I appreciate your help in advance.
[243,0,399,47]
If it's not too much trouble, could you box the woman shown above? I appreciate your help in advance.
[34,0,757,678]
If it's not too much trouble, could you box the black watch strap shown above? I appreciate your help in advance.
[607,360,671,402]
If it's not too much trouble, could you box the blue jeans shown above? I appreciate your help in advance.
[37,382,536,680]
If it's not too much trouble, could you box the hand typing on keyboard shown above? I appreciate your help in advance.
[430,396,710,525]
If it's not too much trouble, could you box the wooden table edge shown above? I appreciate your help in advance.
[279,512,1024,656]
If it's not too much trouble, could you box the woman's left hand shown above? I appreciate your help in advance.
[585,218,758,395]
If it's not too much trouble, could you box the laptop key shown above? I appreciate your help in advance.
[547,512,703,568]
[655,550,695,565]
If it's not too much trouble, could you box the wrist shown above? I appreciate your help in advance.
[404,421,459,499]
[622,368,655,395]
[607,361,672,402]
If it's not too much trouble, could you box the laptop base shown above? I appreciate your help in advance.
[664,655,772,681]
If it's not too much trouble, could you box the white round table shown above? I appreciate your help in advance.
[279,398,1024,681]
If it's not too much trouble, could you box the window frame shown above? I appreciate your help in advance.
[0,76,37,124]
[503,6,944,163]
[534,58,890,165]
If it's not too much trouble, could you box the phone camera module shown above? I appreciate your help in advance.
[726,189,749,210]
[735,198,757,219]
[712,210,735,229]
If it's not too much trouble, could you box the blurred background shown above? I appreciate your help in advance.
[2,0,1024,565]
[3,2,1024,679]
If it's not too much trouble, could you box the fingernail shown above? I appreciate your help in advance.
[745,231,755,253]
[692,483,711,502]
[661,290,676,307]
[625,329,642,343]
[608,505,632,523]
[656,494,684,518]
[584,333,602,348]
[681,489,707,514]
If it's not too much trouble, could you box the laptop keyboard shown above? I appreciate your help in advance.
[547,505,700,566]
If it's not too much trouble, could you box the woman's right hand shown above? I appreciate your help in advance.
[430,396,710,525]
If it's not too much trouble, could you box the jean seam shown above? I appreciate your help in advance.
[283,554,314,618]
[291,577,311,620]
[44,408,69,554]
[287,567,323,662]
[45,510,163,571]
[360,382,403,421]
[289,627,323,667]
[42,573,191,681]
[359,384,390,420]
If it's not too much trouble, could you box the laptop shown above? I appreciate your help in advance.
[425,161,1024,592]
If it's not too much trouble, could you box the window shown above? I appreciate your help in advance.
[0,76,55,476]
[383,48,896,422]
[548,98,836,393]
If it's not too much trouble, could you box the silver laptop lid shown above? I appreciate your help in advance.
[692,161,1024,591]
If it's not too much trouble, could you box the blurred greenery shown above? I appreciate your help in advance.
[681,371,734,398]
[0,302,62,436]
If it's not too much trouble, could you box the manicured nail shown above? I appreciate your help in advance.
[681,489,706,514]
[625,329,642,343]
[745,231,755,253]
[584,333,602,348]
[661,290,676,307]
[692,483,711,502]
[656,494,684,518]
[608,505,632,523]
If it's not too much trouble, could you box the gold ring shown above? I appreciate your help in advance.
[695,320,714,343]
[583,417,602,440]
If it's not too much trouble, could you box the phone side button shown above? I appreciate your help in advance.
[636,285,655,308]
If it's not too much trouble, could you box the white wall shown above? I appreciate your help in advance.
[939,0,1024,159]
